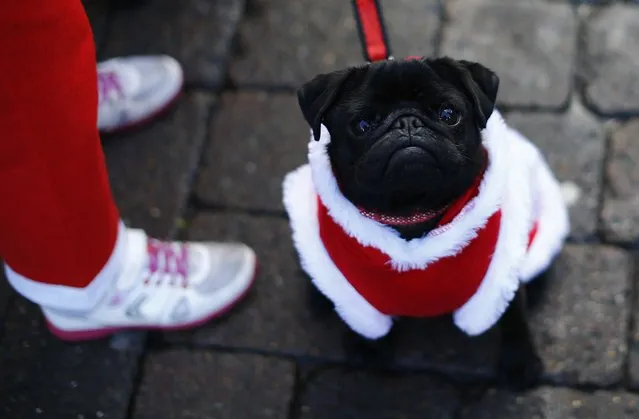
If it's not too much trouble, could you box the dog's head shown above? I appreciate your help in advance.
[297,56,499,236]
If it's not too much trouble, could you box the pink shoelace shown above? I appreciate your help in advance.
[145,239,189,287]
[98,70,124,104]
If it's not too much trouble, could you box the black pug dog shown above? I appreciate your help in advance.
[288,56,566,391]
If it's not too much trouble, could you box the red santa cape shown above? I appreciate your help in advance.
[282,111,569,340]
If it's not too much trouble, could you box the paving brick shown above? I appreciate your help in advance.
[0,298,141,419]
[516,0,619,2]
[374,0,440,59]
[229,0,442,87]
[460,387,639,419]
[181,213,500,374]
[530,245,631,386]
[441,0,576,107]
[104,93,214,238]
[628,253,639,389]
[583,5,639,114]
[101,0,245,88]
[601,120,639,243]
[229,0,362,86]
[195,92,308,211]
[133,350,295,419]
[299,367,460,419]
[505,105,605,240]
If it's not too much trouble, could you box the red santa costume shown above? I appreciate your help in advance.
[283,111,569,340]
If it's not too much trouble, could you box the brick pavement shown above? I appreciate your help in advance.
[2,0,639,418]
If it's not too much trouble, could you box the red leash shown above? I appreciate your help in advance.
[352,0,393,62]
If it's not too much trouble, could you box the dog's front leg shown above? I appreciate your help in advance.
[497,287,543,390]
[304,276,396,366]
[341,322,399,367]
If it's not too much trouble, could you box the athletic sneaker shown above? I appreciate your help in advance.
[97,55,184,133]
[42,228,257,341]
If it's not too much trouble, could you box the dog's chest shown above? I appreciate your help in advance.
[317,197,512,317]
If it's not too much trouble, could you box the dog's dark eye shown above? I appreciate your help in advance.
[357,120,373,133]
[438,106,461,126]
[352,113,382,135]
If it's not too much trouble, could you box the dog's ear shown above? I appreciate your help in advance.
[429,57,499,128]
[297,68,355,141]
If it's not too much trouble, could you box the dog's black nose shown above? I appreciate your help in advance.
[393,115,424,130]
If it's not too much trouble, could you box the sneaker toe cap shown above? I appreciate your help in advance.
[193,243,257,295]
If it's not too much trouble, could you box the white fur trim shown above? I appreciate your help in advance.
[283,165,393,340]
[516,129,570,282]
[4,222,126,312]
[453,126,570,335]
[453,128,534,335]
[308,113,508,271]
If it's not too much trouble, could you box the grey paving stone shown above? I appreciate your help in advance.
[83,0,111,51]
[629,252,639,389]
[505,105,605,240]
[460,387,639,419]
[229,0,362,86]
[104,93,215,238]
[583,5,639,114]
[601,119,639,243]
[441,0,576,107]
[101,0,245,88]
[133,350,295,419]
[530,245,631,386]
[182,213,500,374]
[375,0,440,59]
[527,0,623,3]
[299,368,460,419]
[0,298,141,419]
[194,92,309,211]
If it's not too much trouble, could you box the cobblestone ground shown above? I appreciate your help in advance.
[2,0,639,418]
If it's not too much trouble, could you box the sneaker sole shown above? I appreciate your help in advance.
[45,261,259,342]
[98,85,183,136]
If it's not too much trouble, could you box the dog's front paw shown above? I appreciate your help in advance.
[497,345,544,391]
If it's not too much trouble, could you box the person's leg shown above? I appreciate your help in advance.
[0,0,257,341]
[0,0,120,304]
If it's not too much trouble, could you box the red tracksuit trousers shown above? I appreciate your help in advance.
[1,0,123,311]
